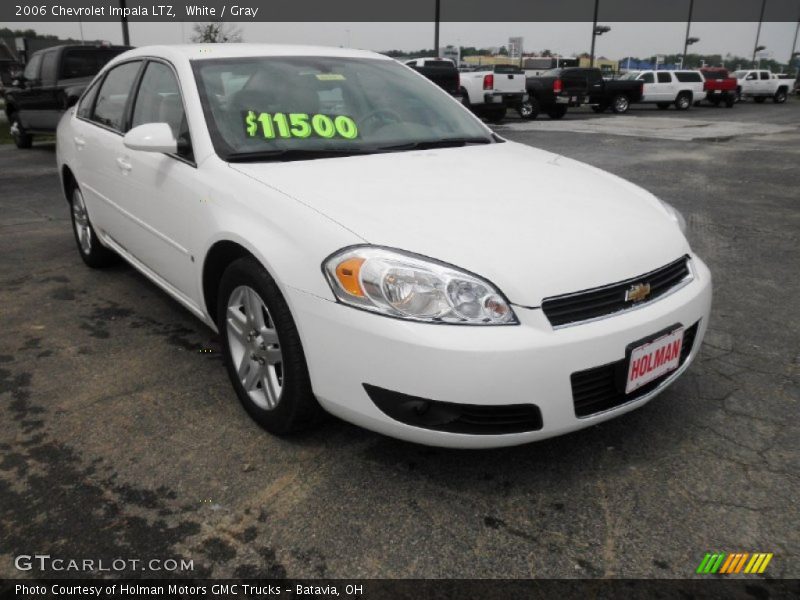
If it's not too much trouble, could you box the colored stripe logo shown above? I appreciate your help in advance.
[696,552,773,574]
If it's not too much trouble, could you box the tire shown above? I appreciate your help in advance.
[611,94,630,114]
[460,89,471,108]
[674,93,692,110]
[520,97,539,120]
[9,114,33,149]
[517,100,536,119]
[218,257,323,435]
[656,102,670,110]
[773,89,787,104]
[754,96,766,104]
[483,106,507,123]
[69,184,119,268]
[724,94,735,108]
[547,105,567,119]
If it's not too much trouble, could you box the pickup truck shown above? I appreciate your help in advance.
[525,67,643,118]
[404,58,461,98]
[731,69,790,103]
[459,64,531,122]
[4,44,130,148]
[619,70,706,110]
[698,68,736,107]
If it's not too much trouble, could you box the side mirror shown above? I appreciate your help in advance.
[123,123,177,154]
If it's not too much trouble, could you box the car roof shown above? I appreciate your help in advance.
[113,43,391,64]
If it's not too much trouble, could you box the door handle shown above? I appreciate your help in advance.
[116,157,132,172]
[73,136,86,149]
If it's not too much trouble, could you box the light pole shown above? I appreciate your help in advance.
[790,16,800,69]
[752,0,767,65]
[682,0,695,59]
[682,37,700,68]
[755,45,767,68]
[434,0,441,57]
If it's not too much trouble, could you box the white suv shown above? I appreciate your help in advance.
[732,70,790,103]
[626,70,706,110]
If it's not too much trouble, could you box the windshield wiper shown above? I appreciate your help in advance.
[377,137,493,151]
[226,148,375,163]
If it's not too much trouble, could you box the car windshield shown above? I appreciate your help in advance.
[192,56,493,161]
[618,72,641,80]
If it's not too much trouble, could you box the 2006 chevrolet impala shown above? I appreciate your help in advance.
[56,44,712,448]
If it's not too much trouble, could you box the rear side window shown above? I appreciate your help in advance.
[76,78,101,119]
[40,51,59,84]
[657,72,672,83]
[640,72,655,83]
[675,72,702,82]
[92,61,142,132]
[702,70,727,80]
[759,72,770,80]
[23,54,42,81]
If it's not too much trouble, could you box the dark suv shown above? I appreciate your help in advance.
[5,44,131,148]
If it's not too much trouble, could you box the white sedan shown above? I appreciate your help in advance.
[56,44,712,448]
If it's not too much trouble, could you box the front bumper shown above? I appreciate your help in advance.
[288,256,712,448]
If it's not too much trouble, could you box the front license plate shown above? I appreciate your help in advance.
[625,327,684,394]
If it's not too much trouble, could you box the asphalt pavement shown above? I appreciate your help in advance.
[0,99,798,580]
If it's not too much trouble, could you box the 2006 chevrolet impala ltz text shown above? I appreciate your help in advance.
[56,44,712,448]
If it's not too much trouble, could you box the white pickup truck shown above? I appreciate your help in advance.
[459,65,531,122]
[732,70,790,103]
[620,69,706,110]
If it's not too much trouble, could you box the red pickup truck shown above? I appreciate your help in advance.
[699,68,736,107]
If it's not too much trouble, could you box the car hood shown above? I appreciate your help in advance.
[231,141,690,305]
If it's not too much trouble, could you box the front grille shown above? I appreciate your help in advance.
[364,384,543,435]
[542,256,691,327]
[571,321,699,418]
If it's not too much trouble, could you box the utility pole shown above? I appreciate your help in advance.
[120,0,130,46]
[682,0,695,58]
[790,16,800,69]
[590,0,599,67]
[752,0,767,65]
[434,0,441,57]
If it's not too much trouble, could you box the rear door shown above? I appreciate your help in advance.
[655,71,675,101]
[77,60,144,245]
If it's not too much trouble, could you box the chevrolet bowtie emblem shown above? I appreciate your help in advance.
[625,282,651,303]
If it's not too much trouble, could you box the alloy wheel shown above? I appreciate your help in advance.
[71,188,92,254]
[226,285,283,410]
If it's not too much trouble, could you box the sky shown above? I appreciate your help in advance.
[8,21,800,63]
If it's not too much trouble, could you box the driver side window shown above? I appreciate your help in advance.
[131,61,193,161]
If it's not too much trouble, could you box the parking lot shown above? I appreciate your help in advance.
[1,99,798,580]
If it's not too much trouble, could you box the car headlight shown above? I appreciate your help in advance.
[660,200,687,234]
[323,246,517,325]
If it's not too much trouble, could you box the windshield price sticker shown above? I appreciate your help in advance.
[245,111,358,140]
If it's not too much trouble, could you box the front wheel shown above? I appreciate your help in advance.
[70,185,119,268]
[611,95,630,114]
[9,115,33,149]
[773,90,787,104]
[218,257,323,435]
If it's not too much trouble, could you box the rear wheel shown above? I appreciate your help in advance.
[9,114,33,149]
[611,94,630,114]
[518,99,536,119]
[69,185,119,268]
[547,105,568,119]
[724,93,735,108]
[773,89,787,104]
[754,96,766,103]
[674,93,692,110]
[656,102,670,110]
[218,257,323,435]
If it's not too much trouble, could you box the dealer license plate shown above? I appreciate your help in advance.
[625,327,684,394]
